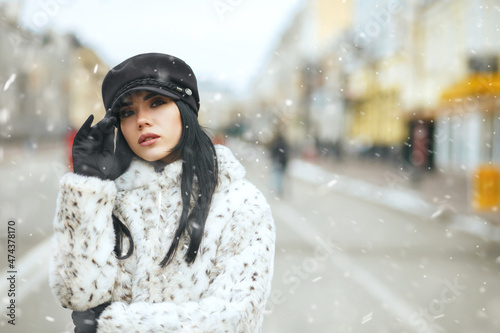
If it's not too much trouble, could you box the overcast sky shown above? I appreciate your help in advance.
[12,0,304,95]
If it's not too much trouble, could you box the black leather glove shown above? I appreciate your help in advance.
[72,114,132,180]
[72,302,110,333]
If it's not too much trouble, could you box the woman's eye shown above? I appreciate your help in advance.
[119,110,134,118]
[151,99,166,108]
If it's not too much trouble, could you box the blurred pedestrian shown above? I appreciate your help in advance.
[49,53,275,333]
[269,131,289,197]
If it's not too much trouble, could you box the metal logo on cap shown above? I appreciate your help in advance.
[185,88,193,96]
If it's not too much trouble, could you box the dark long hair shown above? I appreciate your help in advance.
[113,100,218,267]
[112,120,135,260]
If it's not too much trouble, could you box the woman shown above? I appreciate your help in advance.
[269,131,289,197]
[49,53,275,332]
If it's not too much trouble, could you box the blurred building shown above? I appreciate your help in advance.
[198,80,243,140]
[68,47,109,130]
[342,0,410,161]
[0,13,71,142]
[252,0,353,151]
[253,0,499,178]
[252,0,412,160]
[0,3,108,146]
[251,0,312,147]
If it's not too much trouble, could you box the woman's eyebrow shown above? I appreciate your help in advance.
[116,97,134,108]
[143,92,160,101]
[117,100,133,108]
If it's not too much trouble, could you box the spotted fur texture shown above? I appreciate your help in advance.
[49,145,275,332]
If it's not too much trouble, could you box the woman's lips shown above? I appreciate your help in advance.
[138,133,160,146]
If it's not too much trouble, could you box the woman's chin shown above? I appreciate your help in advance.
[134,152,164,162]
[137,152,175,163]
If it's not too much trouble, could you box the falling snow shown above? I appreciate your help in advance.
[3,74,16,91]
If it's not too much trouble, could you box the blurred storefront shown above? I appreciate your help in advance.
[438,71,500,212]
[412,0,500,173]
[439,72,500,168]
[411,0,500,211]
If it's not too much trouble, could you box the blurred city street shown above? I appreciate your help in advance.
[1,142,499,332]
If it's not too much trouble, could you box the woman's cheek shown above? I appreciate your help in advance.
[120,122,133,144]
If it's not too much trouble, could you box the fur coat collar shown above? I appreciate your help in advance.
[114,145,245,192]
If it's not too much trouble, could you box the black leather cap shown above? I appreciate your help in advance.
[102,53,200,115]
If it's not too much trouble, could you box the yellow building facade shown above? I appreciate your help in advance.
[346,55,407,149]
[68,47,109,129]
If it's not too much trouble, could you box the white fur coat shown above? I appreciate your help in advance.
[49,145,275,332]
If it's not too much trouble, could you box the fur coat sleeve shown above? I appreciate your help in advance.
[49,173,119,311]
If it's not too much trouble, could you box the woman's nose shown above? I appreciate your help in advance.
[136,109,152,130]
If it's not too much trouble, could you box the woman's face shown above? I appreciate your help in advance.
[118,91,182,164]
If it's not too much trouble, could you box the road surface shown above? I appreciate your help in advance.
[1,142,499,332]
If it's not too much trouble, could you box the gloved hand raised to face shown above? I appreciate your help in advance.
[72,114,132,180]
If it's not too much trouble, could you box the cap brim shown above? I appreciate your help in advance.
[109,86,181,114]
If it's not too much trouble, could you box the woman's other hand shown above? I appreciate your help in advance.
[72,301,110,333]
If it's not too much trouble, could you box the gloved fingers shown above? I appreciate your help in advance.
[100,123,116,156]
[98,116,117,132]
[73,115,96,157]
[86,117,115,151]
[87,123,104,144]
[104,109,119,125]
[74,115,94,143]
[87,118,115,151]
